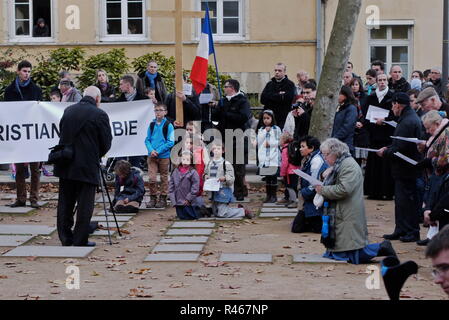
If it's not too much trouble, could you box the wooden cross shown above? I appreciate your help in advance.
[147,0,206,127]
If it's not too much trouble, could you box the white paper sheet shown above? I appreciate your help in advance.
[384,121,397,128]
[203,178,220,191]
[294,169,323,186]
[355,147,381,153]
[393,152,418,165]
[199,93,213,104]
[183,83,193,96]
[366,105,390,123]
[391,136,427,144]
[427,223,439,240]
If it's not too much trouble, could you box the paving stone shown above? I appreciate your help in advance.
[159,236,209,244]
[234,198,250,203]
[292,254,347,264]
[0,194,16,200]
[219,253,273,263]
[152,244,204,252]
[2,246,95,258]
[144,253,199,262]
[0,206,36,215]
[0,235,35,246]
[198,217,243,221]
[172,222,215,228]
[0,225,56,235]
[260,207,297,213]
[262,202,290,207]
[91,229,118,236]
[259,212,297,218]
[91,216,132,222]
[166,229,213,236]
[94,210,135,217]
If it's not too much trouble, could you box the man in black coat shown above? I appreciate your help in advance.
[212,79,252,201]
[138,61,167,102]
[260,63,296,129]
[54,86,112,247]
[4,60,43,208]
[377,92,424,242]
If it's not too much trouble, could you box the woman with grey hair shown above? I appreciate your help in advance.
[314,138,396,264]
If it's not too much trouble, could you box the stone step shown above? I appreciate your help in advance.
[0,235,35,247]
[166,229,213,236]
[0,224,56,235]
[144,253,199,262]
[2,246,95,258]
[171,222,216,228]
[152,244,204,252]
[159,236,209,244]
[292,254,348,264]
[219,253,273,263]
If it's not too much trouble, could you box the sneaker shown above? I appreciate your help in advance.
[146,195,157,208]
[155,195,167,208]
[30,201,40,209]
[9,200,26,208]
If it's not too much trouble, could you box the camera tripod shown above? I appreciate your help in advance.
[98,166,122,244]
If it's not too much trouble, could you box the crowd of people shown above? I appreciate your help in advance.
[3,58,449,297]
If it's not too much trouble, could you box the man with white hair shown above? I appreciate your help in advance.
[53,86,112,247]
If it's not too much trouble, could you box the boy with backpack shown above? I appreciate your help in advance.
[144,103,175,208]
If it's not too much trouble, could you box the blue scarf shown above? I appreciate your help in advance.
[15,77,32,100]
[145,71,158,89]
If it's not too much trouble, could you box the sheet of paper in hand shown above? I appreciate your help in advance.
[203,178,220,191]
[293,169,323,186]
[393,152,418,165]
[355,147,381,153]
[199,93,213,104]
[366,105,390,123]
[390,136,427,144]
[384,121,397,128]
[183,83,193,96]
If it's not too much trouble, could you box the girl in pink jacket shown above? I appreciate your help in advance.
[279,132,300,208]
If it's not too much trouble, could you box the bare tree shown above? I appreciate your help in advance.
[309,0,362,141]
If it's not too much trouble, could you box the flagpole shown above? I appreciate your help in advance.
[204,3,223,106]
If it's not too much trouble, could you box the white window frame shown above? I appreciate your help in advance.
[368,24,414,79]
[8,0,55,43]
[197,0,245,41]
[100,0,147,42]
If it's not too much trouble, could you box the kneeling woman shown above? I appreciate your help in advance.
[315,138,396,264]
[294,135,328,233]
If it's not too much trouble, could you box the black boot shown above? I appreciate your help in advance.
[291,210,307,233]
[263,184,272,203]
[381,256,418,300]
[268,184,278,203]
[377,240,397,258]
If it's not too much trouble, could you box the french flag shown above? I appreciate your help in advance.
[190,8,215,95]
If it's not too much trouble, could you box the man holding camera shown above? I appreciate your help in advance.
[54,86,112,247]
[283,83,316,140]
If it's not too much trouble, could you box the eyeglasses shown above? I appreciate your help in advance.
[431,264,449,279]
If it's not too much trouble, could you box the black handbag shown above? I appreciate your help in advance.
[48,143,75,165]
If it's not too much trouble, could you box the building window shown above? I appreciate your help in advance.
[200,0,244,40]
[369,25,412,79]
[11,0,53,40]
[102,0,146,40]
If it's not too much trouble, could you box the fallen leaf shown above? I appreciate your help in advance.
[27,256,37,261]
[220,284,241,289]
[91,271,100,276]
[282,246,292,249]
[169,282,187,288]
[0,275,7,279]
[129,268,152,275]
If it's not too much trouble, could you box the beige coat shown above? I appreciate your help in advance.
[321,157,369,252]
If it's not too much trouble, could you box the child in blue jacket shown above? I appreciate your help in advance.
[144,103,175,208]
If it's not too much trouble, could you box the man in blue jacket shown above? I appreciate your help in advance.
[144,103,175,208]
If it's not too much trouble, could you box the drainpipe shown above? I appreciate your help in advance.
[316,0,324,82]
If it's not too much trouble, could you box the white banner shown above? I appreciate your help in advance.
[0,100,154,164]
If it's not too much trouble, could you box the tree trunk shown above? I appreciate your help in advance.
[309,0,362,142]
